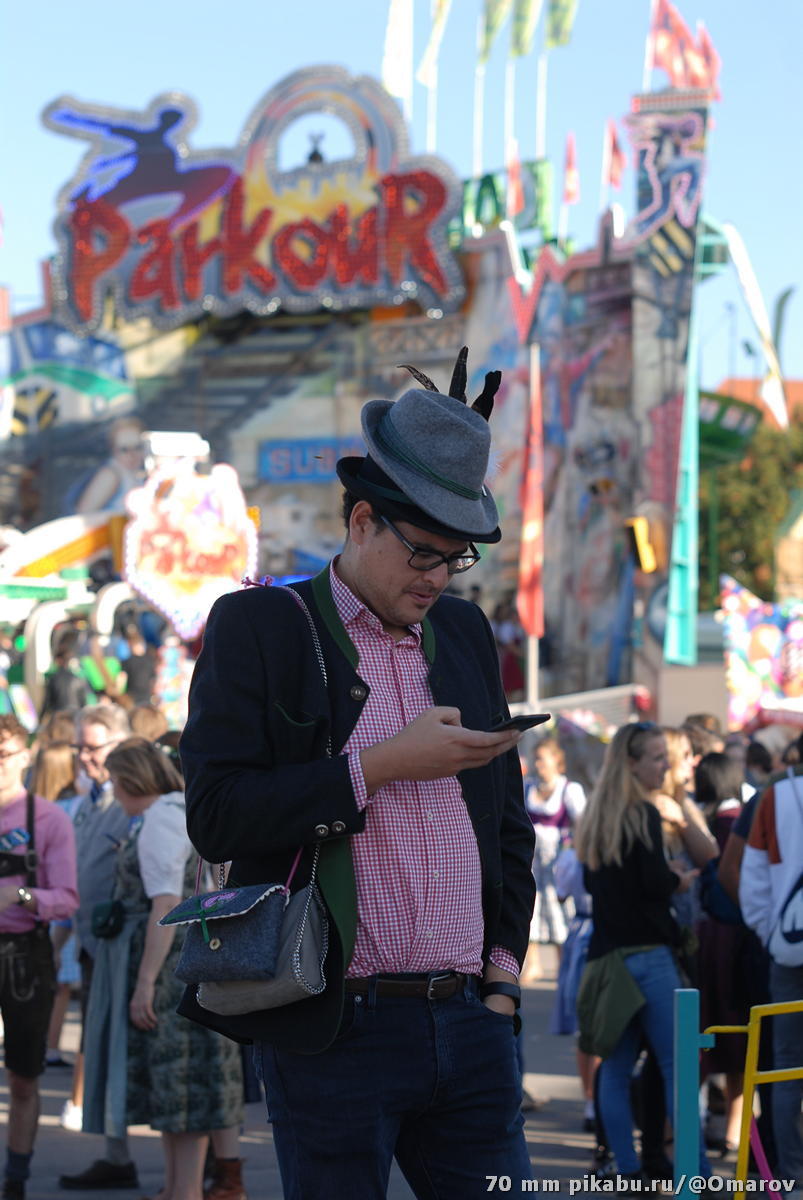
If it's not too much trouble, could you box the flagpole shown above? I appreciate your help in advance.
[535,47,548,160]
[642,0,658,92]
[504,57,516,168]
[599,124,610,214]
[473,13,486,178]
[558,201,568,243]
[424,0,437,152]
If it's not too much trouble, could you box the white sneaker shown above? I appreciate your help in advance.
[60,1100,82,1132]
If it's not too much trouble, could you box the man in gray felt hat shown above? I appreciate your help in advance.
[180,348,537,1198]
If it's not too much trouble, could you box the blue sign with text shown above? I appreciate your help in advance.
[258,437,365,484]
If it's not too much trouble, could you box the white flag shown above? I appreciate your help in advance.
[382,0,414,117]
[417,0,453,88]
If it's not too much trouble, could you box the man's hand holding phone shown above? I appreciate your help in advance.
[360,707,526,793]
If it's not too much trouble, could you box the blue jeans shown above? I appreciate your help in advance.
[257,978,532,1199]
[598,946,709,1176]
[769,961,803,1187]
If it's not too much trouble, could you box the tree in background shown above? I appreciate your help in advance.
[698,411,803,610]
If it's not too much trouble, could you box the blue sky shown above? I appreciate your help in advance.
[2,0,801,390]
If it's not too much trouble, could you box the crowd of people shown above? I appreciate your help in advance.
[519,711,802,1191]
[0,701,250,1200]
[0,355,799,1200]
[2,683,800,1198]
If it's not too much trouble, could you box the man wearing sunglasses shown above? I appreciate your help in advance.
[180,351,537,1198]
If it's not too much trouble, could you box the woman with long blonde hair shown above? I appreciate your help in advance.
[576,722,707,1186]
[30,742,83,1069]
[654,727,717,931]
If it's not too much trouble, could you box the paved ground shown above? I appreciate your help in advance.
[1,949,738,1197]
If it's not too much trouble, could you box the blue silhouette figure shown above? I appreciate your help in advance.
[48,103,236,231]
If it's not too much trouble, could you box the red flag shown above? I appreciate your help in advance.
[651,0,686,87]
[697,21,722,99]
[563,131,580,205]
[506,138,525,218]
[649,0,721,95]
[517,361,544,640]
[605,119,626,189]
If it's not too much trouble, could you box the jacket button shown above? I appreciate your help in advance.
[331,820,346,834]
[314,824,330,838]
[350,685,367,701]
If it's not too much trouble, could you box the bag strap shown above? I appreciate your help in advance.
[192,584,331,897]
[277,586,333,758]
[25,791,38,888]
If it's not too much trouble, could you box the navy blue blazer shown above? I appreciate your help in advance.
[178,568,535,1052]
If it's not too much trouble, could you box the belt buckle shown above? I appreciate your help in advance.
[426,972,452,999]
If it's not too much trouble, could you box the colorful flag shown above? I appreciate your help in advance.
[381,0,414,112]
[511,0,544,58]
[650,0,687,87]
[506,138,525,217]
[479,0,514,64]
[545,0,579,48]
[417,0,453,87]
[605,119,626,189]
[697,21,722,99]
[517,357,544,640]
[563,131,580,204]
[649,0,721,95]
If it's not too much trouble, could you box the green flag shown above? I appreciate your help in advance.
[511,0,544,58]
[545,0,579,48]
[479,0,514,64]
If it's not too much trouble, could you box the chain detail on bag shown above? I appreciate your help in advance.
[278,587,333,759]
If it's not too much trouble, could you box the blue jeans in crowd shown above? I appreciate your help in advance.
[598,945,710,1177]
[257,977,532,1200]
[769,961,803,1188]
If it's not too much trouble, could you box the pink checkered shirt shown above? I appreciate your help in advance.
[331,563,519,979]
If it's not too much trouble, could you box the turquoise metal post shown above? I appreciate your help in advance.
[674,989,714,1197]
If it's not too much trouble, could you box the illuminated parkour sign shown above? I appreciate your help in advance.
[43,66,466,334]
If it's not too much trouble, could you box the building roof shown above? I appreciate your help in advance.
[715,378,803,425]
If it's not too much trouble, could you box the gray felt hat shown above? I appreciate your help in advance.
[336,348,503,544]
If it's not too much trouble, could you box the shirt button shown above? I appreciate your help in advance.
[426,812,434,821]
[433,871,440,879]
[313,824,330,838]
[331,820,346,834]
[350,685,367,701]
[425,930,433,939]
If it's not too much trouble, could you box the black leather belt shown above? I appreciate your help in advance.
[344,971,474,1000]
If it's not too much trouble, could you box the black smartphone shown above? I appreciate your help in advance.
[488,713,551,733]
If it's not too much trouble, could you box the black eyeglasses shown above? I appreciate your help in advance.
[379,515,481,575]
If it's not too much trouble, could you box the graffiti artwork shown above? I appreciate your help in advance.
[44,66,466,333]
[0,316,132,436]
[504,95,709,695]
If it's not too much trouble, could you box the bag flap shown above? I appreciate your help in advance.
[159,884,286,927]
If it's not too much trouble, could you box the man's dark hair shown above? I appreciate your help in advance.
[745,741,773,774]
[341,492,384,535]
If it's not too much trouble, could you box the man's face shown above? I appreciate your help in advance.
[0,735,29,794]
[76,722,121,785]
[348,505,474,636]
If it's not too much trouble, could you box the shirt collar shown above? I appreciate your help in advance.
[329,559,422,647]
